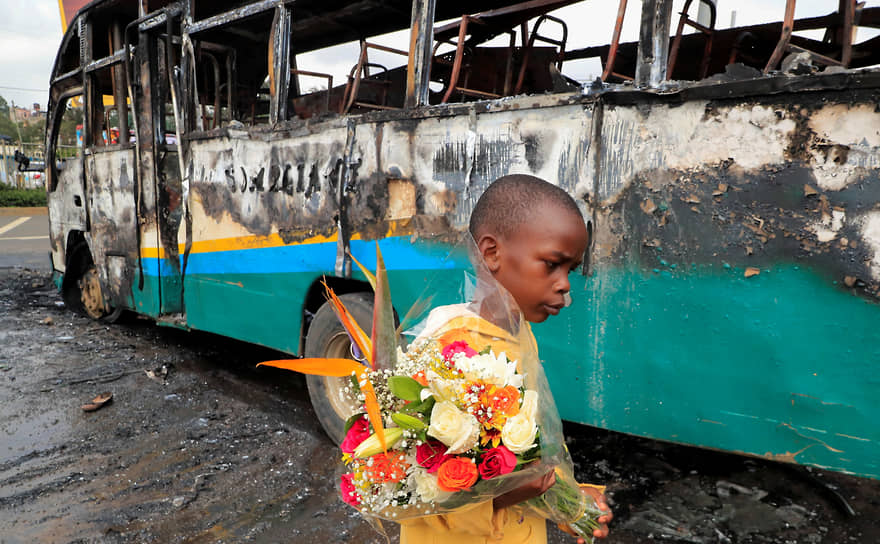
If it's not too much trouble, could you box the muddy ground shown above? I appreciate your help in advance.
[1,267,878,544]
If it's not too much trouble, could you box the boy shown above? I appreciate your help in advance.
[399,174,611,544]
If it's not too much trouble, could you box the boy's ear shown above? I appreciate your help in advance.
[476,234,502,273]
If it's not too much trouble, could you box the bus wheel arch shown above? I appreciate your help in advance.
[61,233,122,322]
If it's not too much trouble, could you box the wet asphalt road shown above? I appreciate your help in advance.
[1,237,879,543]
[0,208,51,272]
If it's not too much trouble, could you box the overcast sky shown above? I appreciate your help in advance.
[0,0,874,110]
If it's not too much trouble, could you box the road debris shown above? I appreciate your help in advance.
[81,391,113,412]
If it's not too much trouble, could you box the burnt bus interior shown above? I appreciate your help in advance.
[48,0,880,178]
[182,0,880,125]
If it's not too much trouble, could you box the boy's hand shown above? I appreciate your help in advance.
[491,470,556,510]
[557,485,613,541]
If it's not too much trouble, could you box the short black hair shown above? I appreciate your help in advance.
[468,174,583,239]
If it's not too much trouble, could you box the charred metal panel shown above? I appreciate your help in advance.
[84,149,140,307]
[186,122,353,244]
[47,157,88,271]
[589,88,880,300]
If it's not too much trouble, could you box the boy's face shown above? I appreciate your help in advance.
[478,206,589,323]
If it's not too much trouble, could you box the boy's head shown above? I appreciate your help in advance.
[469,174,589,323]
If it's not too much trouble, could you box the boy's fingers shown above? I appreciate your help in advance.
[540,469,556,488]
[580,485,613,519]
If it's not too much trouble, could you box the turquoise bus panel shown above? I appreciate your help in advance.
[141,234,880,479]
[534,262,880,479]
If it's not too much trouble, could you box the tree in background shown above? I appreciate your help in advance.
[0,96,20,141]
[1,94,83,147]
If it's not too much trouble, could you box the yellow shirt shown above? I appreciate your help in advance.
[399,305,547,544]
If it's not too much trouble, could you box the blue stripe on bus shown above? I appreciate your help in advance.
[140,236,468,276]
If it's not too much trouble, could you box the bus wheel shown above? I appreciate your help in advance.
[63,243,122,322]
[304,292,373,444]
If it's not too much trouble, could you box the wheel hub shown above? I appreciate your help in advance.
[78,267,108,319]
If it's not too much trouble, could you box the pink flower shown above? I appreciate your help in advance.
[416,440,454,473]
[340,473,360,506]
[340,417,370,454]
[442,340,477,362]
[478,445,517,480]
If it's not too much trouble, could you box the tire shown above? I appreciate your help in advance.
[62,242,122,322]
[305,292,374,444]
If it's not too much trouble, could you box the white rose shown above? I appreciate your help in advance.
[410,468,452,503]
[427,400,480,454]
[519,390,539,419]
[425,371,459,402]
[501,413,538,453]
[501,391,539,453]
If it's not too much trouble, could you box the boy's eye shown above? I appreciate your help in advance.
[544,260,559,270]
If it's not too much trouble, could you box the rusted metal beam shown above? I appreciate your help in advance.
[840,0,854,66]
[111,21,129,143]
[269,5,292,124]
[764,0,797,73]
[442,15,472,104]
[186,0,289,35]
[635,0,672,88]
[667,0,715,80]
[84,50,127,73]
[405,0,436,109]
[602,0,628,81]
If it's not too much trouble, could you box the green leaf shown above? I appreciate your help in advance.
[419,396,436,415]
[401,395,435,415]
[387,375,424,401]
[344,412,366,434]
[370,244,398,372]
[391,412,427,431]
[478,345,492,355]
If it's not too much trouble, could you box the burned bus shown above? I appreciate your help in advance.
[45,0,880,479]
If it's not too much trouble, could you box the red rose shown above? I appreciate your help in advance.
[478,445,517,479]
[340,473,360,506]
[416,440,453,473]
[436,456,479,492]
[340,417,370,454]
[442,340,477,362]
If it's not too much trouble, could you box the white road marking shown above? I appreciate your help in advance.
[0,216,31,236]
[0,235,49,241]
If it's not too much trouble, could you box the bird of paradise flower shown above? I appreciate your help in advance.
[258,245,396,452]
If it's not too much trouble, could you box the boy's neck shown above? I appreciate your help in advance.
[468,272,524,334]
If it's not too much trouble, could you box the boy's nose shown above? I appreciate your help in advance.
[555,274,570,294]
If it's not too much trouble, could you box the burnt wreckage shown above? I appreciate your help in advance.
[45,0,880,479]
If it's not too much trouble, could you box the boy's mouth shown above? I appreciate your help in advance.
[543,303,563,316]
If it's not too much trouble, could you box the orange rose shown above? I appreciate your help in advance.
[436,456,479,492]
[487,385,520,417]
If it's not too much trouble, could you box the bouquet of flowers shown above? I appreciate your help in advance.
[260,244,603,540]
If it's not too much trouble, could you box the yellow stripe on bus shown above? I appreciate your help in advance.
[139,219,413,259]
